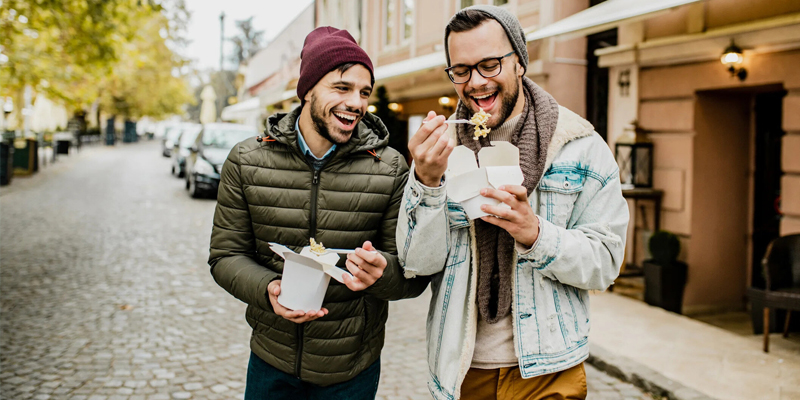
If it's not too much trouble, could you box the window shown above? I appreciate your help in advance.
[460,0,474,8]
[403,0,413,40]
[385,0,395,46]
[494,0,508,5]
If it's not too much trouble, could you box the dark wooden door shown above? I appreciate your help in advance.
[751,90,786,288]
[586,28,617,141]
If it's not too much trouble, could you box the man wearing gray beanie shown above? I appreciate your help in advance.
[398,5,629,400]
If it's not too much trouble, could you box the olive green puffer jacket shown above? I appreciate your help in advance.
[209,107,429,386]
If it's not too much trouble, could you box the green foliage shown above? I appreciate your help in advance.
[648,230,681,266]
[98,8,194,118]
[0,0,193,120]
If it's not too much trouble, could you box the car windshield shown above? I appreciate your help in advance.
[202,128,257,149]
[179,127,202,147]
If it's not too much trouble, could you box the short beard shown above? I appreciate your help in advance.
[491,80,519,129]
[463,69,520,129]
[309,94,357,145]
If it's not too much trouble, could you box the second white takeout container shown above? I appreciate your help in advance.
[445,141,524,220]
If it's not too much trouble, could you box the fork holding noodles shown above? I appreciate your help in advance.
[423,108,492,141]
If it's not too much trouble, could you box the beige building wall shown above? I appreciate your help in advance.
[319,0,800,312]
[689,92,751,308]
[783,93,800,235]
[598,0,800,311]
[637,48,800,312]
[320,0,590,127]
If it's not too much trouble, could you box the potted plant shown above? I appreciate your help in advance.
[643,231,688,314]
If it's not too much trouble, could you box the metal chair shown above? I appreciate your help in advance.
[761,234,800,352]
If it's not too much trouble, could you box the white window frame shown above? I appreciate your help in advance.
[401,0,414,43]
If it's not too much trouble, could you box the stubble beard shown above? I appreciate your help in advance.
[309,94,357,145]
[488,81,519,129]
[463,68,521,129]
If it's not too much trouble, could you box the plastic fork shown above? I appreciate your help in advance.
[424,119,475,125]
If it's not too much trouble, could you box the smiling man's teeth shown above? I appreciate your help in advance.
[333,112,356,121]
[473,93,494,99]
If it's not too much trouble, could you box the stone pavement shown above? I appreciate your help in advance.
[1,141,650,399]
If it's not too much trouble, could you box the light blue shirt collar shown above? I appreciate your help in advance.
[296,118,336,161]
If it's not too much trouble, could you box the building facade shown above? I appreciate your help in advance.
[221,4,315,128]
[313,0,800,315]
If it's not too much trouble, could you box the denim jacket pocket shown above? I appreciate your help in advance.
[538,167,585,228]
[446,199,471,230]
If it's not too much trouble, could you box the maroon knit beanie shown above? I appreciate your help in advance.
[296,27,374,103]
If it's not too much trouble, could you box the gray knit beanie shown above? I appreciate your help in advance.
[444,5,528,73]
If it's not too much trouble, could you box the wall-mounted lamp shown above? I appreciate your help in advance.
[367,105,377,113]
[438,96,455,113]
[388,102,402,112]
[721,41,747,81]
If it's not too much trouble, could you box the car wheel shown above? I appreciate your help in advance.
[189,175,203,199]
[177,167,185,178]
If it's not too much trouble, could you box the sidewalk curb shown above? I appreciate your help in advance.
[587,344,716,400]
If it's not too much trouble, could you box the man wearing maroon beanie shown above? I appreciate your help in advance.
[209,26,429,400]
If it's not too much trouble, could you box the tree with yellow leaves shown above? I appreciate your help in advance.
[0,0,193,126]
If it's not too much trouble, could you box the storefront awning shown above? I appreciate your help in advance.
[220,97,261,122]
[374,51,447,83]
[526,0,702,42]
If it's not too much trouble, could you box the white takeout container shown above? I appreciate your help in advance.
[268,243,352,312]
[445,141,524,220]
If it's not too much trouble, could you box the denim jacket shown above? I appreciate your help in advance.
[397,106,629,400]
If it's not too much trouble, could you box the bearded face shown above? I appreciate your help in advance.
[303,64,373,145]
[448,20,525,128]
[308,93,363,145]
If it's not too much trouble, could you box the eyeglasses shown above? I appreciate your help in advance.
[445,51,515,84]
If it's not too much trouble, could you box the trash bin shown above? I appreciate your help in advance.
[105,118,115,146]
[123,120,137,143]
[13,138,38,175]
[56,140,70,154]
[0,140,13,185]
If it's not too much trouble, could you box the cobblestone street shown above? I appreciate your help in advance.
[1,142,651,400]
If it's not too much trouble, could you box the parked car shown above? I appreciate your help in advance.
[161,125,183,157]
[185,123,258,198]
[171,124,202,177]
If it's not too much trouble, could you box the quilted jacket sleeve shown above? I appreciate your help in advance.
[364,154,430,300]
[209,144,277,312]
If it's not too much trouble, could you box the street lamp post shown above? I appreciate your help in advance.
[219,12,225,72]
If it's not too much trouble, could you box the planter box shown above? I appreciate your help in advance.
[643,260,687,314]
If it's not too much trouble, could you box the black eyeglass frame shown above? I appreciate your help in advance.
[444,51,516,84]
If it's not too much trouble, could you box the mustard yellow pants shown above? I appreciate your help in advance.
[460,363,587,400]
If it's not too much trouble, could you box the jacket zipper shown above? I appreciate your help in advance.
[310,169,320,236]
[295,168,320,379]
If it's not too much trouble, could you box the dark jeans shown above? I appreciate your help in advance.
[244,352,381,400]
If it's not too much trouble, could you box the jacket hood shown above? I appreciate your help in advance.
[265,106,391,157]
